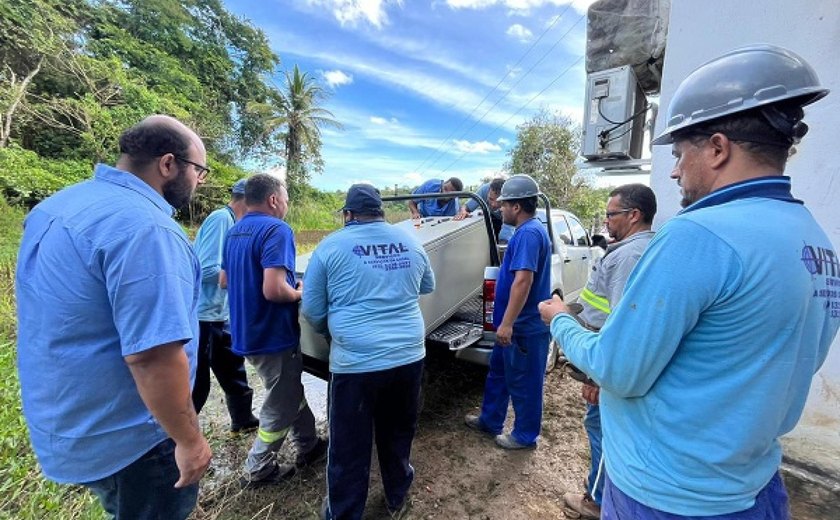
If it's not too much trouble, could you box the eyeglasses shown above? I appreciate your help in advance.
[605,208,634,219]
[175,156,211,181]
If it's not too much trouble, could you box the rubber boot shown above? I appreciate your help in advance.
[226,390,259,433]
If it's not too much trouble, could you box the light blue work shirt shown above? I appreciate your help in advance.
[301,220,435,374]
[550,176,839,515]
[464,182,494,213]
[16,164,200,484]
[412,179,459,217]
[195,206,235,321]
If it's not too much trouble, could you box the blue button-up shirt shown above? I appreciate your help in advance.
[412,179,459,217]
[195,206,235,321]
[16,164,200,484]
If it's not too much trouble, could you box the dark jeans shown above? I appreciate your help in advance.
[192,320,253,423]
[324,359,424,520]
[83,439,197,520]
[602,471,790,519]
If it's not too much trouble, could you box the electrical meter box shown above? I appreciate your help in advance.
[582,65,647,161]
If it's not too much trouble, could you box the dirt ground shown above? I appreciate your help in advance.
[192,348,591,520]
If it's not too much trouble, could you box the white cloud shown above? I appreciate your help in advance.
[445,0,596,14]
[265,165,287,181]
[497,137,510,146]
[506,23,533,42]
[323,69,354,88]
[259,24,587,135]
[453,139,502,154]
[369,115,399,125]
[404,172,422,183]
[306,0,403,28]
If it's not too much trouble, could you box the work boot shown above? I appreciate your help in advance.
[494,433,536,450]
[227,392,259,433]
[386,496,412,519]
[239,461,296,489]
[464,413,498,437]
[296,437,328,468]
[563,492,601,520]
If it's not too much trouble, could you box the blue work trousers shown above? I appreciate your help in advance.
[602,471,790,519]
[584,403,604,504]
[83,439,198,520]
[324,359,424,520]
[479,331,550,445]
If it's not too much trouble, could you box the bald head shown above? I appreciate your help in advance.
[118,115,205,171]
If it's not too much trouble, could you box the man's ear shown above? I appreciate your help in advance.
[706,133,732,170]
[157,153,178,180]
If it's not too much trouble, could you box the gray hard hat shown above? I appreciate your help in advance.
[497,174,541,201]
[652,44,829,145]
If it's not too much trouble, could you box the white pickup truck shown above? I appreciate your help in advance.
[296,192,604,379]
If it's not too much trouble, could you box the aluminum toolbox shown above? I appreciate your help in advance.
[296,215,493,366]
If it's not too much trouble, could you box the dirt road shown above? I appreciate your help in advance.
[193,349,591,519]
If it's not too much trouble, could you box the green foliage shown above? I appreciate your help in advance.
[247,65,343,191]
[567,184,612,234]
[0,145,91,202]
[506,108,583,209]
[506,108,610,230]
[0,0,294,205]
[286,184,344,231]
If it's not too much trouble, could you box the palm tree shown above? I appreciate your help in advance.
[248,65,343,188]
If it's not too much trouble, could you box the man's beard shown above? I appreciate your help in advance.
[163,167,194,209]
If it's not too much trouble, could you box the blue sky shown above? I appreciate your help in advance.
[223,0,596,191]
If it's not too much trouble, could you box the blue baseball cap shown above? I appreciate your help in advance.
[231,179,248,195]
[341,184,382,214]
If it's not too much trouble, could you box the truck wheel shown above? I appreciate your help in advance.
[545,339,559,374]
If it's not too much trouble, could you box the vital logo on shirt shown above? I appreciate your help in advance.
[803,244,840,318]
[352,243,410,257]
[801,245,839,277]
[352,242,411,272]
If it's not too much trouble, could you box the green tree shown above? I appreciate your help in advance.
[506,108,583,207]
[0,0,84,148]
[248,65,343,192]
[506,108,611,231]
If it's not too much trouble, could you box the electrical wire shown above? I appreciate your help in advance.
[413,4,573,175]
[416,8,583,175]
[438,55,584,175]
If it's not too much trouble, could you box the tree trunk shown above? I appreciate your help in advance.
[1,58,43,148]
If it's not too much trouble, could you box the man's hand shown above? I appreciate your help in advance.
[410,210,422,220]
[174,436,212,488]
[453,207,469,221]
[582,383,600,406]
[496,323,513,346]
[539,294,570,324]
[126,343,212,489]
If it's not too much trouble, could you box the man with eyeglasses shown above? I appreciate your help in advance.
[562,183,656,520]
[540,45,839,518]
[16,115,212,519]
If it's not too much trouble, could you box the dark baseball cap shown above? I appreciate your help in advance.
[231,178,248,195]
[341,183,382,214]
